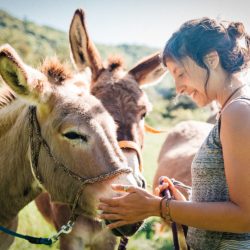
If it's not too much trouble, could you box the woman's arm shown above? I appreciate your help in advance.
[168,200,249,233]
[168,100,250,233]
[99,101,250,232]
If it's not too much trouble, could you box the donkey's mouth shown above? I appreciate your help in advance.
[105,220,143,237]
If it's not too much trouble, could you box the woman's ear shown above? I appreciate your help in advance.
[204,51,220,70]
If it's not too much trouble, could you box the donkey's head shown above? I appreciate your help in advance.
[69,9,167,236]
[0,45,142,234]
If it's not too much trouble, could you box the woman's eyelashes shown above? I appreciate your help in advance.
[177,72,184,79]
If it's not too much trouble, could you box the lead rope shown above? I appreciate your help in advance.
[161,179,191,250]
[0,106,133,246]
[117,140,143,250]
[118,236,129,250]
[160,180,179,250]
[4,107,157,248]
[144,124,191,249]
[116,125,167,249]
[29,105,134,247]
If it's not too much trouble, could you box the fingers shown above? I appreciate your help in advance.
[99,186,136,205]
[111,184,137,193]
[154,187,160,196]
[99,196,120,205]
[171,188,187,201]
[98,204,119,213]
[158,176,174,187]
[155,176,178,198]
[100,213,121,221]
[154,182,170,197]
[106,220,127,230]
[155,176,187,201]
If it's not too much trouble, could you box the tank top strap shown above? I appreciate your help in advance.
[217,96,250,120]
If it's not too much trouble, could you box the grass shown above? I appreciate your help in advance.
[9,202,59,250]
[9,132,172,250]
[142,130,169,186]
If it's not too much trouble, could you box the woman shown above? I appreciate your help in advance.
[99,18,250,249]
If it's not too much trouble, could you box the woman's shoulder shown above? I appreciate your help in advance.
[221,95,250,120]
[220,95,250,141]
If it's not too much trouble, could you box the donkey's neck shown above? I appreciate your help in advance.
[0,101,42,225]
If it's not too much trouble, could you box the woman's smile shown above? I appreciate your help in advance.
[189,90,197,100]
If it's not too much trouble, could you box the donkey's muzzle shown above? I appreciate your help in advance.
[105,220,143,237]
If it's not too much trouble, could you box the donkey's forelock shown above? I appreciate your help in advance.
[107,55,124,72]
[40,57,73,86]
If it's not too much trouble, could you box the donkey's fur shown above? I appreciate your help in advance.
[0,44,139,250]
[153,120,213,197]
[35,9,167,250]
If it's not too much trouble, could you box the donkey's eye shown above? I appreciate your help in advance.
[140,112,147,120]
[63,132,88,142]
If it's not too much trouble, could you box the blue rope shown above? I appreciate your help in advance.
[0,226,52,245]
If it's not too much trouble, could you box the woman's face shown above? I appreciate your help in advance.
[166,57,213,107]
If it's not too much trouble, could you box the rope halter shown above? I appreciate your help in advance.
[28,106,133,236]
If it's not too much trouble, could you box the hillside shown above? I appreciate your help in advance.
[0,9,211,127]
[0,9,157,67]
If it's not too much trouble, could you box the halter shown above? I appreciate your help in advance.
[144,123,167,134]
[118,140,143,172]
[28,106,132,186]
[118,124,167,172]
[116,125,167,249]
[0,108,166,247]
[20,106,132,245]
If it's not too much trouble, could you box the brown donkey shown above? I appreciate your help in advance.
[35,9,167,250]
[0,44,143,250]
[153,103,218,195]
[153,120,213,197]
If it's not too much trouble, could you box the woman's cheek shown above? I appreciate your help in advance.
[190,91,202,106]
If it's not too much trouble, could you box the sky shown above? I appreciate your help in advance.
[0,0,249,48]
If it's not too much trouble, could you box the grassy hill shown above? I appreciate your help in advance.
[0,9,212,129]
[0,9,156,68]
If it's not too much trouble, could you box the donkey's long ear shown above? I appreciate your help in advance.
[0,44,50,103]
[128,52,167,86]
[69,9,103,80]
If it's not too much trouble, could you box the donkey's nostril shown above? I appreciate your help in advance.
[136,174,146,189]
[141,178,146,189]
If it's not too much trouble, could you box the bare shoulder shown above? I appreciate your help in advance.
[220,97,250,207]
[221,97,250,142]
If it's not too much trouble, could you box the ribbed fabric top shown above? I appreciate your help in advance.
[186,97,250,250]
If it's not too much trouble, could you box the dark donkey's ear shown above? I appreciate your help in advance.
[128,52,167,86]
[69,9,103,81]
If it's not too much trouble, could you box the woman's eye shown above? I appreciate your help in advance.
[63,132,88,142]
[178,73,184,78]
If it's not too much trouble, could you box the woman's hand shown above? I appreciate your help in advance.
[154,176,187,201]
[98,184,161,229]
